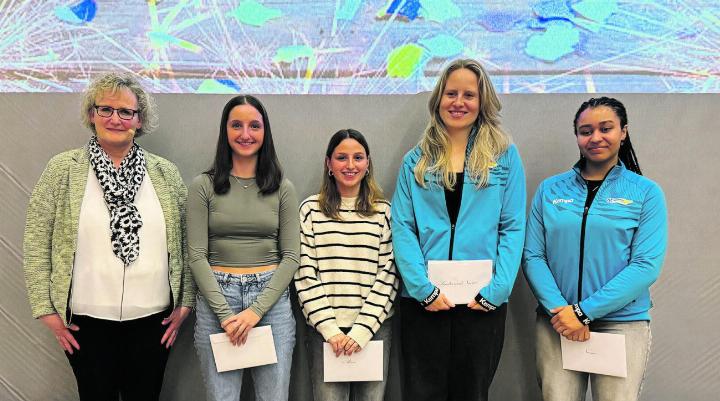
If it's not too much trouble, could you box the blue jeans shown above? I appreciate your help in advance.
[535,314,652,401]
[306,319,393,401]
[194,270,296,401]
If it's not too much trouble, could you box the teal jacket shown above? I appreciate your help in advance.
[391,143,526,306]
[23,146,196,325]
[523,162,667,321]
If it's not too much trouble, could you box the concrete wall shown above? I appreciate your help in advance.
[1,93,717,401]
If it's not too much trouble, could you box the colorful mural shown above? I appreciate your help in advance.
[1,0,718,93]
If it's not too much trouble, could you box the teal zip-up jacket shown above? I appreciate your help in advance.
[523,162,667,321]
[23,146,196,325]
[391,143,526,306]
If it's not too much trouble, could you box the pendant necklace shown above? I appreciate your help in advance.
[233,175,254,189]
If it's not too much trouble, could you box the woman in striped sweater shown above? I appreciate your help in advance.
[294,129,399,401]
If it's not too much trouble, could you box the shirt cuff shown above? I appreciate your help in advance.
[317,320,344,341]
[347,326,373,349]
[573,303,591,326]
[419,286,440,307]
[474,294,498,311]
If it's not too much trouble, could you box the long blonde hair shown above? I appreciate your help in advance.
[414,59,510,189]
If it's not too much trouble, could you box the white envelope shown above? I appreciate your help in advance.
[427,260,493,304]
[209,325,278,373]
[323,340,383,382]
[561,332,627,378]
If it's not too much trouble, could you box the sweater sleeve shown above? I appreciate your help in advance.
[294,199,344,341]
[478,145,527,306]
[165,163,197,308]
[249,179,300,318]
[580,183,667,320]
[391,161,436,302]
[522,181,569,313]
[23,158,61,319]
[186,175,234,323]
[347,205,400,348]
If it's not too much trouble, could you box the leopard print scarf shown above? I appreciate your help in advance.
[87,136,146,267]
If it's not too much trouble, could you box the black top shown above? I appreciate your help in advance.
[584,179,603,208]
[444,172,464,225]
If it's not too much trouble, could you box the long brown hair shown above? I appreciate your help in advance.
[318,129,385,219]
[205,95,283,195]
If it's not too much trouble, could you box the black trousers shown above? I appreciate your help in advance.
[65,310,171,401]
[399,297,507,401]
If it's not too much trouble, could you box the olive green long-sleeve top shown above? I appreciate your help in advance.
[187,174,300,322]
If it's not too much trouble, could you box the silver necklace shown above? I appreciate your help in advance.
[233,176,255,189]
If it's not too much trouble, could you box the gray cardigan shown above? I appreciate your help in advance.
[23,146,196,325]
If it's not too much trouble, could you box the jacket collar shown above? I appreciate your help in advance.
[572,159,625,186]
[465,125,479,158]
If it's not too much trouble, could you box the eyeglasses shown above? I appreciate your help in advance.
[93,105,138,120]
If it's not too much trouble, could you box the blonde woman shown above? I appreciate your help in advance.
[391,59,526,401]
[295,129,398,401]
[23,72,194,401]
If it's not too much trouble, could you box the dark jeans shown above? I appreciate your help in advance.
[65,309,171,401]
[399,297,507,401]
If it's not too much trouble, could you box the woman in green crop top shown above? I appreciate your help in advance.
[187,95,300,401]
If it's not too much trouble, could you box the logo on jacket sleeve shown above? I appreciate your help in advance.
[606,198,633,205]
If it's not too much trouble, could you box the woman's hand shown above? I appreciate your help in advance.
[467,299,489,312]
[565,325,591,342]
[550,305,584,336]
[425,293,455,312]
[340,336,361,356]
[39,313,80,354]
[161,306,192,348]
[328,333,347,357]
[221,309,261,346]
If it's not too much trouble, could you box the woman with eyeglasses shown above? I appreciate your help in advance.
[23,72,195,401]
[187,95,299,401]
[294,129,399,401]
[523,97,667,401]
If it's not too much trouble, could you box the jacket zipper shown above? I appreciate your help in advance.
[576,166,615,303]
[448,223,456,260]
[578,204,589,302]
[448,170,465,260]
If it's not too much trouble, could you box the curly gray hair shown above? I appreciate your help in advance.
[80,72,158,137]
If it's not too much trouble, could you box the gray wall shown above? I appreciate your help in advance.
[1,93,717,401]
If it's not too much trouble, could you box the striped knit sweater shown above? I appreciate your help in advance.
[294,194,399,348]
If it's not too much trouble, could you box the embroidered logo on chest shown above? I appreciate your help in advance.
[552,198,574,205]
[606,198,633,205]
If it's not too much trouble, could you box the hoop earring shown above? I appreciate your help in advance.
[365,170,370,177]
[328,171,333,177]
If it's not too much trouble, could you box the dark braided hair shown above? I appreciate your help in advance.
[573,97,642,175]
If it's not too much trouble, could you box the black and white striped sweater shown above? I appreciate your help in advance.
[294,194,399,348]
